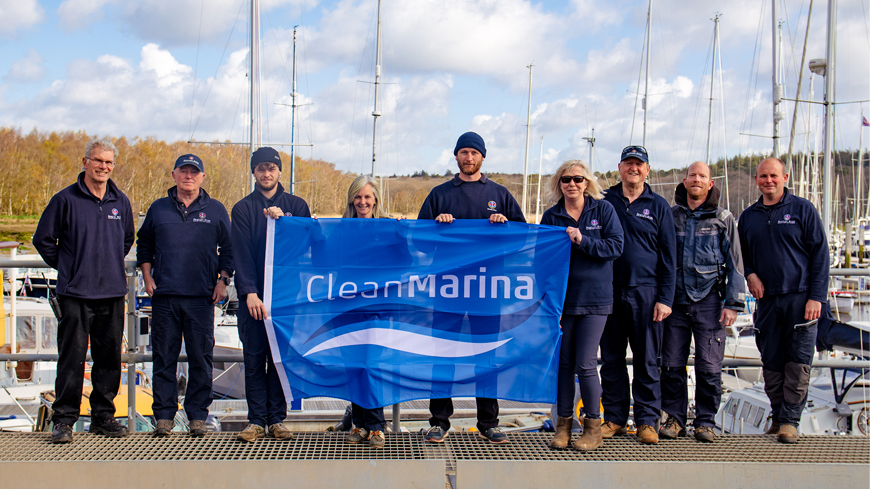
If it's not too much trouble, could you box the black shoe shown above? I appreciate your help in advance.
[51,423,73,444]
[479,427,509,444]
[89,418,128,438]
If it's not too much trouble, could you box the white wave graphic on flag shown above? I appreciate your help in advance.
[302,328,511,358]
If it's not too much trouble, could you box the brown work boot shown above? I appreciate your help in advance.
[153,419,173,437]
[268,422,295,440]
[765,420,781,435]
[636,424,658,444]
[548,416,573,449]
[237,424,265,443]
[659,416,686,439]
[573,417,603,452]
[600,421,627,439]
[188,419,207,437]
[777,424,798,444]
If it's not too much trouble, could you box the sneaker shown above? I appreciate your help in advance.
[479,427,509,444]
[89,417,128,438]
[189,419,207,437]
[51,423,73,444]
[268,423,295,440]
[777,424,798,444]
[636,424,658,445]
[346,427,369,444]
[153,419,173,437]
[424,426,447,443]
[601,421,627,439]
[694,425,716,443]
[237,424,265,443]
[659,417,686,439]
[368,430,385,449]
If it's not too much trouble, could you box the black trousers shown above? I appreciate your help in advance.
[52,296,125,425]
[351,403,386,431]
[429,397,499,432]
[151,295,215,421]
[238,305,287,427]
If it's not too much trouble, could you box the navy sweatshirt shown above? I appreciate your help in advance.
[232,182,311,297]
[418,174,526,222]
[540,196,624,315]
[737,188,829,302]
[603,182,677,307]
[33,172,134,299]
[136,187,233,297]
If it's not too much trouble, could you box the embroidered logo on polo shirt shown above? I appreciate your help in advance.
[108,208,121,220]
[586,219,602,230]
[193,211,211,223]
[487,201,497,212]
[778,213,796,225]
[635,208,655,221]
[284,212,292,217]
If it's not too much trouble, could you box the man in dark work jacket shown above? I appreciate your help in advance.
[33,138,134,444]
[600,145,677,445]
[137,154,233,438]
[232,147,311,442]
[417,131,525,445]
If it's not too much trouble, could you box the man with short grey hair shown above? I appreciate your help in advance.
[34,138,134,443]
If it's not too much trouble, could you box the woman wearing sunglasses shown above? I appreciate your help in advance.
[541,160,624,451]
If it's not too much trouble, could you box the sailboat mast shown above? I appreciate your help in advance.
[289,27,298,195]
[860,112,867,217]
[371,0,383,182]
[249,0,261,192]
[642,0,652,147]
[522,63,533,217]
[821,0,837,236]
[772,0,783,158]
[583,129,595,173]
[705,14,720,165]
[535,136,544,224]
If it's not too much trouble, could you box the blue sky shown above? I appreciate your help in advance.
[1,0,868,178]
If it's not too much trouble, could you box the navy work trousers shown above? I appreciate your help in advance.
[351,403,386,432]
[429,397,499,432]
[151,295,215,421]
[754,292,817,426]
[557,314,607,420]
[238,304,287,427]
[52,296,125,425]
[661,292,725,428]
[600,285,663,427]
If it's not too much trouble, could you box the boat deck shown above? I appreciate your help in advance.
[1,431,867,488]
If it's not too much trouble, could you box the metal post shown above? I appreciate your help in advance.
[642,0,652,147]
[249,0,261,193]
[706,14,720,165]
[522,63,533,216]
[821,0,837,236]
[370,0,383,178]
[290,27,298,195]
[391,404,401,433]
[126,265,137,431]
[535,136,544,224]
[772,0,783,158]
[9,247,17,379]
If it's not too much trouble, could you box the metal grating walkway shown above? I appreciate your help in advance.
[0,432,867,471]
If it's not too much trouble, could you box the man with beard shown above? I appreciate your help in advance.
[600,145,676,445]
[659,161,744,443]
[738,157,828,444]
[417,131,525,444]
[232,147,311,442]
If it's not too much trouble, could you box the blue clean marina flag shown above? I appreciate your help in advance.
[263,218,570,409]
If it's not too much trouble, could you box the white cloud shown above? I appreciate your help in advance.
[0,0,44,38]
[57,0,115,31]
[4,49,47,83]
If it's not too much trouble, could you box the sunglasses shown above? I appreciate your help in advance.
[560,176,586,184]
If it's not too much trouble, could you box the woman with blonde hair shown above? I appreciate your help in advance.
[541,160,623,452]
[342,175,392,219]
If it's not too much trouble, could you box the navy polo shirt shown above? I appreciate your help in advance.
[418,174,525,222]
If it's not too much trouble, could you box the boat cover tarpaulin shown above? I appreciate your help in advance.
[264,218,569,408]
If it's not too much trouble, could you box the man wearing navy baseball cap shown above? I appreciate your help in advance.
[137,153,233,438]
[232,146,311,442]
[600,145,677,444]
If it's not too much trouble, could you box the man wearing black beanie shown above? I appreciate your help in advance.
[232,146,310,442]
[417,131,525,444]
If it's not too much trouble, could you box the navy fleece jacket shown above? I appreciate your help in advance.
[231,183,311,297]
[33,172,134,299]
[603,182,677,307]
[540,196,624,315]
[418,174,525,222]
[136,187,233,297]
[737,188,829,302]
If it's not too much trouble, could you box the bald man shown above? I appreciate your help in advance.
[660,161,744,443]
[737,157,829,444]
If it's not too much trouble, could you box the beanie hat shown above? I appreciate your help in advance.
[453,132,486,158]
[250,147,282,173]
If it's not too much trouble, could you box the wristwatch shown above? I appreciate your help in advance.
[219,276,231,286]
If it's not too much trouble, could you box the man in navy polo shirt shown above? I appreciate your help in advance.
[738,157,828,444]
[600,145,676,445]
[34,138,134,444]
[232,147,311,443]
[137,154,233,438]
[418,131,525,445]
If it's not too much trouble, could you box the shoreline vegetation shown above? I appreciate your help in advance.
[1,127,865,254]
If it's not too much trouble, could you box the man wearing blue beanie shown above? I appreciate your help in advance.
[418,131,525,445]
